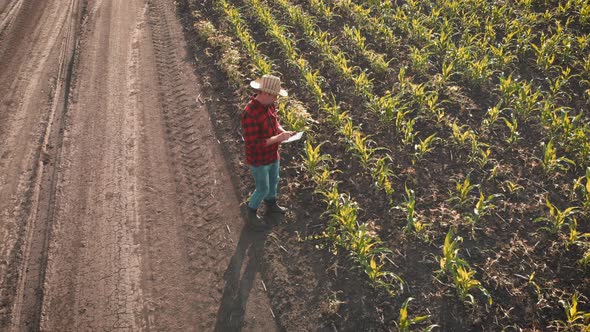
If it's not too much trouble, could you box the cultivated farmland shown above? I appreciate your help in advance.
[180,0,590,330]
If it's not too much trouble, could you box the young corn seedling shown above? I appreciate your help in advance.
[365,255,404,296]
[450,178,478,207]
[352,226,389,268]
[394,297,437,332]
[513,81,542,119]
[548,67,575,103]
[453,266,492,306]
[300,61,325,102]
[314,167,340,193]
[302,140,331,179]
[425,92,445,123]
[366,51,390,75]
[468,191,502,227]
[395,108,412,133]
[318,184,340,215]
[551,292,590,331]
[534,196,579,235]
[573,167,590,210]
[309,0,334,22]
[502,115,521,146]
[466,55,493,88]
[539,140,575,175]
[515,272,543,301]
[402,118,418,147]
[369,92,405,125]
[440,60,457,84]
[466,138,486,166]
[580,250,590,267]
[451,122,475,149]
[330,193,359,237]
[343,25,366,52]
[566,218,590,250]
[410,46,432,75]
[438,229,468,276]
[277,99,312,132]
[399,185,425,234]
[371,156,395,199]
[352,71,374,100]
[503,180,525,196]
[474,147,493,169]
[482,103,502,130]
[413,133,438,164]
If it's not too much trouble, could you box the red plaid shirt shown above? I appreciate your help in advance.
[241,96,281,166]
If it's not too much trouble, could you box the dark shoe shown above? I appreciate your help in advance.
[264,199,287,214]
[246,207,271,231]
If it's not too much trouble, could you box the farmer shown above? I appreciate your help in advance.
[241,74,294,230]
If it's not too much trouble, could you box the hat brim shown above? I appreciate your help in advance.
[250,80,288,97]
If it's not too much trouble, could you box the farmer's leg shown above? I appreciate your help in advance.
[247,163,271,210]
[264,159,280,201]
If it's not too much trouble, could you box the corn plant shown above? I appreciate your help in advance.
[502,115,521,146]
[469,191,502,225]
[352,71,374,99]
[566,218,590,250]
[277,99,313,132]
[453,266,492,306]
[309,0,334,22]
[465,55,493,88]
[193,20,245,87]
[424,92,445,123]
[276,0,317,39]
[410,46,432,75]
[482,103,502,130]
[515,272,543,301]
[302,140,331,178]
[451,122,475,148]
[364,255,404,296]
[329,193,359,242]
[580,251,590,267]
[573,168,590,210]
[534,197,579,235]
[343,23,390,74]
[438,229,468,275]
[539,140,575,175]
[402,118,419,147]
[550,292,590,331]
[503,180,525,195]
[413,133,438,164]
[513,81,542,120]
[394,297,437,332]
[450,178,478,207]
[548,67,575,103]
[346,132,379,169]
[438,230,491,306]
[371,156,395,199]
[471,147,492,169]
[399,185,425,234]
[368,92,406,125]
[314,167,340,193]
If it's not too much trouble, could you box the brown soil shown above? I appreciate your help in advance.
[0,0,276,331]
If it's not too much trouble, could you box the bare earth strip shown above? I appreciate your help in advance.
[0,0,278,330]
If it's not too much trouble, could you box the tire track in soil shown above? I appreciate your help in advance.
[39,1,149,330]
[144,1,278,330]
[0,0,82,330]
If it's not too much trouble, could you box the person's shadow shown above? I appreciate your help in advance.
[214,225,268,331]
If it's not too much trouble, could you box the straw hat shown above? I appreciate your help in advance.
[250,75,288,97]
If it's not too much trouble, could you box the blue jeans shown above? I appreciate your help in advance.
[247,160,280,209]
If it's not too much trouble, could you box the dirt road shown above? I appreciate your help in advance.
[0,0,277,330]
